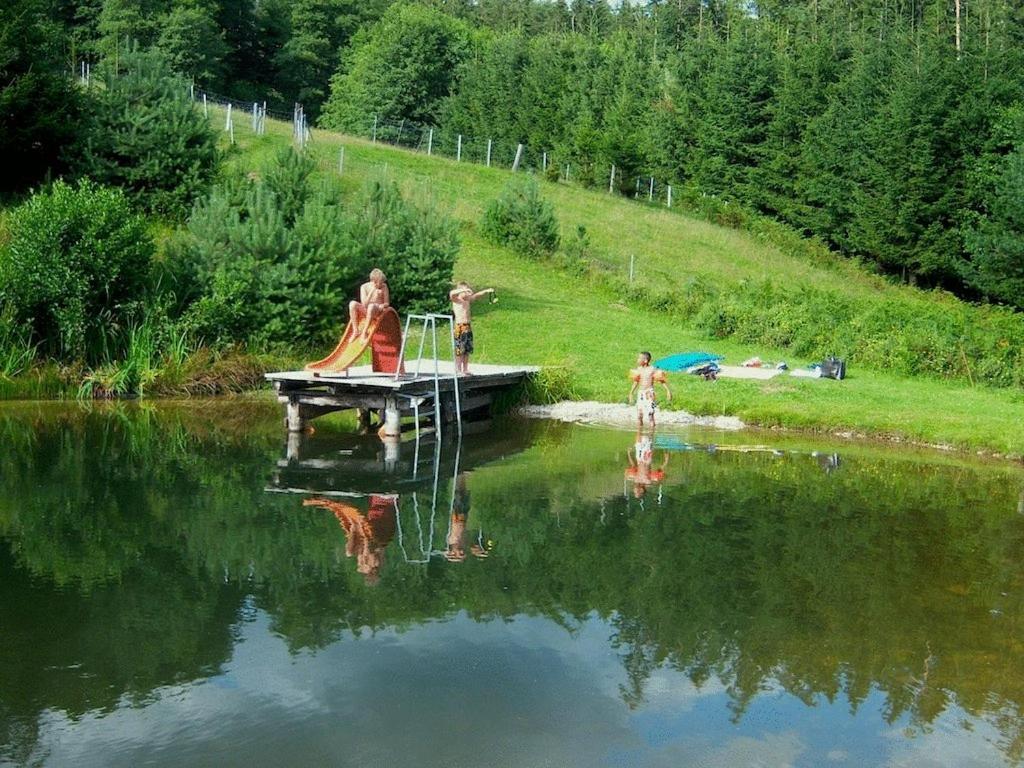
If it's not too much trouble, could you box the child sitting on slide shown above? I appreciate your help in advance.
[350,269,390,340]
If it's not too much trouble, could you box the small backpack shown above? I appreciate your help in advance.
[819,356,846,380]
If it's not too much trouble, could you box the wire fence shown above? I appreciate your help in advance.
[71,68,680,210]
[189,87,683,287]
[359,113,680,209]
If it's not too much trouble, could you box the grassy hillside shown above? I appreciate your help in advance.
[219,112,1024,456]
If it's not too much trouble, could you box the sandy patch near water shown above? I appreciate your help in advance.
[516,401,745,430]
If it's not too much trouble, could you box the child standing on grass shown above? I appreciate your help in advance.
[449,281,495,375]
[628,352,671,428]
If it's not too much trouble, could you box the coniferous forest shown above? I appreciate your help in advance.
[5,0,1022,310]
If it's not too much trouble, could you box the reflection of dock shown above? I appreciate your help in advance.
[266,362,538,433]
[266,418,538,496]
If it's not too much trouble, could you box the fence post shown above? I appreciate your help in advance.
[457,134,462,162]
[225,104,234,145]
[339,146,345,174]
[486,139,492,167]
[427,128,433,156]
[372,114,378,143]
[565,163,570,182]
[252,102,258,132]
[609,164,615,194]
[667,185,673,208]
[397,118,405,144]
[512,143,524,171]
[543,151,547,172]
[629,254,635,283]
[649,177,654,201]
[202,93,208,118]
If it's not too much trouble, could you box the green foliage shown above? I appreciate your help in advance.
[344,180,459,314]
[481,177,559,258]
[155,4,228,85]
[263,146,317,226]
[320,4,470,132]
[0,180,153,363]
[80,49,219,219]
[0,0,85,196]
[0,304,37,378]
[962,105,1024,308]
[167,150,458,347]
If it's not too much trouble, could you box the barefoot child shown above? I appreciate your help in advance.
[628,352,671,428]
[349,269,390,340]
[449,281,495,375]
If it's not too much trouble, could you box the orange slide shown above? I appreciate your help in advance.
[306,307,404,375]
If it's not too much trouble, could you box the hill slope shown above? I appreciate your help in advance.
[217,110,1024,457]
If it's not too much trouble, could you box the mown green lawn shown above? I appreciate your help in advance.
[215,111,1024,457]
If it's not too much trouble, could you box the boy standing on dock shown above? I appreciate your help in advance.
[628,352,671,428]
[449,281,495,375]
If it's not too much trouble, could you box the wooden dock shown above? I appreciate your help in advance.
[266,362,538,434]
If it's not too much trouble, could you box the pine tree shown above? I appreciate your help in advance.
[81,49,219,219]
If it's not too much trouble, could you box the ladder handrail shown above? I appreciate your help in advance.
[392,312,462,440]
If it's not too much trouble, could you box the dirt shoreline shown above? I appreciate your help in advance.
[515,401,746,430]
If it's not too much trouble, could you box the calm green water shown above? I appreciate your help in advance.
[2,401,1023,768]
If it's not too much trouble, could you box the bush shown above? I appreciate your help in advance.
[0,180,153,363]
[481,177,560,258]
[166,152,458,348]
[79,49,219,219]
[346,181,459,314]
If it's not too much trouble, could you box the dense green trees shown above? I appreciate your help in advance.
[320,4,470,132]
[4,0,1023,310]
[81,49,219,218]
[0,0,84,196]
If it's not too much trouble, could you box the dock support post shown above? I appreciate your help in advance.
[382,436,401,472]
[357,408,372,432]
[286,431,303,462]
[382,396,401,437]
[286,399,305,432]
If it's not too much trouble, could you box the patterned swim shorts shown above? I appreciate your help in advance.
[454,322,474,356]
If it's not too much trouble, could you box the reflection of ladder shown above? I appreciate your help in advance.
[395,313,462,441]
[395,435,462,563]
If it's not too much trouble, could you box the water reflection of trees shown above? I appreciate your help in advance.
[1,406,1024,763]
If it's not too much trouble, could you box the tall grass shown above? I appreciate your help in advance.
[0,307,36,379]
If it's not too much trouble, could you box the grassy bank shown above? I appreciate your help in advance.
[4,109,1023,458]
[208,115,1024,457]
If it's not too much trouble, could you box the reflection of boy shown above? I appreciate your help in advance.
[303,496,396,586]
[449,282,495,375]
[625,431,669,498]
[446,473,489,561]
[628,352,671,428]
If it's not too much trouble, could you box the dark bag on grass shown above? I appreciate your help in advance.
[819,356,846,380]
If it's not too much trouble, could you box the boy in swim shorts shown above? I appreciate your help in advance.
[628,351,671,428]
[449,281,495,375]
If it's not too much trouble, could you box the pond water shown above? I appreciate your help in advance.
[1,401,1023,768]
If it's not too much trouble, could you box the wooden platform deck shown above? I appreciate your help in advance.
[266,362,538,433]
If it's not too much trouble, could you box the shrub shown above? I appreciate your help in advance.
[166,154,458,348]
[481,177,560,258]
[79,49,219,219]
[0,180,153,363]
[346,181,459,314]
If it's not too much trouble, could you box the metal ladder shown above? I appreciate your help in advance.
[394,313,462,441]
